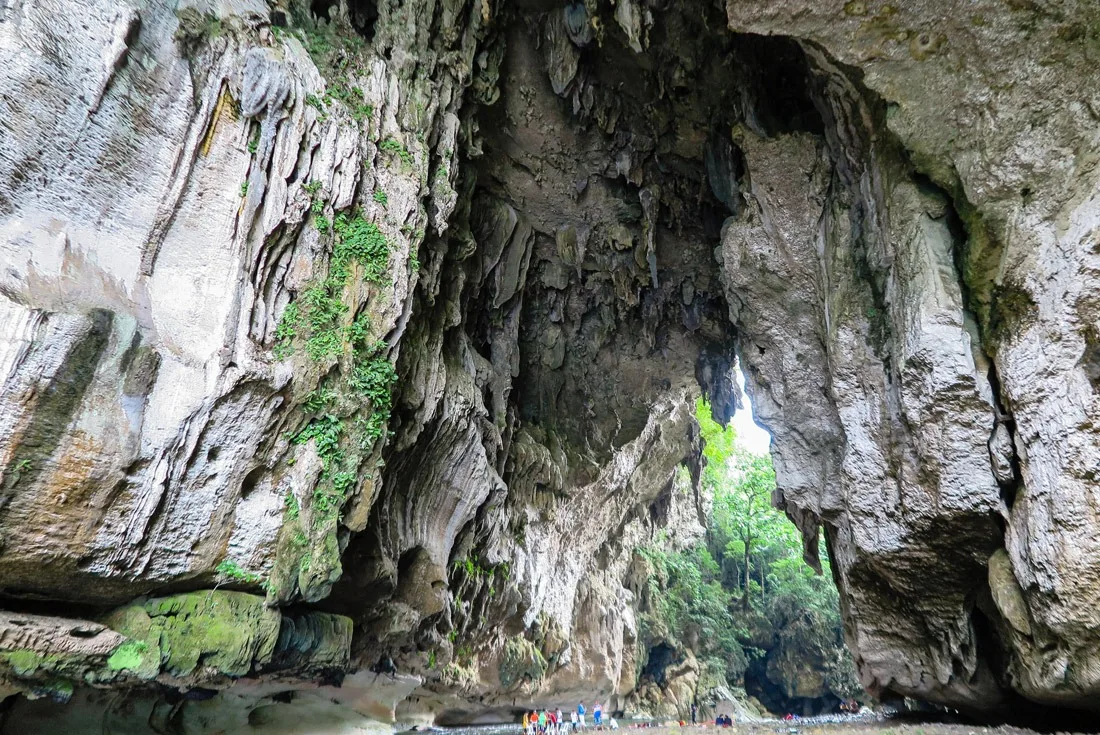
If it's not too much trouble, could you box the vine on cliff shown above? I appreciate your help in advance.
[267,204,398,602]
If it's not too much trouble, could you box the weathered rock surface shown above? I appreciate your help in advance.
[1,0,1100,728]
[721,0,1100,717]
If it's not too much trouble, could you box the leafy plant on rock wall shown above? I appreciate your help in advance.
[380,138,414,167]
[273,302,301,360]
[276,8,375,127]
[274,212,391,363]
[268,203,398,600]
[215,559,264,587]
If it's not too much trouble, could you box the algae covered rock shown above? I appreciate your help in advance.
[498,637,547,690]
[99,590,354,683]
[0,590,353,710]
[104,591,281,679]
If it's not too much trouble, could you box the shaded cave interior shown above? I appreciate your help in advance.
[323,0,982,722]
[311,0,1089,723]
[0,0,1064,727]
[304,0,380,41]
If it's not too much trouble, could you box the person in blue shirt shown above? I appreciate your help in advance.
[577,703,586,729]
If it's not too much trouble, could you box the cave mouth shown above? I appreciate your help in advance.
[743,656,840,718]
[640,642,680,687]
[310,0,336,20]
[335,0,869,721]
[347,0,378,41]
[1,0,1096,728]
[309,0,1043,725]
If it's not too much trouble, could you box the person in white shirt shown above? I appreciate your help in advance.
[570,710,579,731]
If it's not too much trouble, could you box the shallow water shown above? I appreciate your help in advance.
[404,714,885,735]
[405,716,1081,735]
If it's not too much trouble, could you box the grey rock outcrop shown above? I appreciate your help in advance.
[1,0,1100,728]
[722,0,1100,715]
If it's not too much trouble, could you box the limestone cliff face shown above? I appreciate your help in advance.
[0,0,1099,729]
[721,1,1100,716]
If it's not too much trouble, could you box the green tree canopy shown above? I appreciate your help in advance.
[632,397,860,706]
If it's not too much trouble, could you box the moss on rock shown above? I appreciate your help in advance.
[0,593,355,703]
[499,636,547,689]
[0,613,136,694]
[105,640,154,675]
[3,650,54,677]
[105,590,281,678]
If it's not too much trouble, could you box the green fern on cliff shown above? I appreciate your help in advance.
[268,204,398,598]
[332,213,391,284]
[216,559,263,586]
[273,302,301,359]
[293,414,345,470]
[380,138,414,167]
[348,343,397,406]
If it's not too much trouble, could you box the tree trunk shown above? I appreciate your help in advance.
[742,536,751,611]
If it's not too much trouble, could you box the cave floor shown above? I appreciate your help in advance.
[597,722,1081,735]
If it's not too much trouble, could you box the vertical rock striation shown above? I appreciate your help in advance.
[0,0,1099,728]
[721,0,1100,716]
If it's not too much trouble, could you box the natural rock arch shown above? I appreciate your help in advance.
[0,0,1098,728]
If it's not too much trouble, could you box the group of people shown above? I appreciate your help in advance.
[523,703,615,735]
[522,700,862,732]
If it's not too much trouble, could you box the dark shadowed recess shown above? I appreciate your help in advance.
[325,0,837,709]
[319,2,1100,729]
[305,0,378,40]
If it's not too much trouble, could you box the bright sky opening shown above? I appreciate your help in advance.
[732,364,771,455]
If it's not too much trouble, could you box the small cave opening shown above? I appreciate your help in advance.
[238,464,265,498]
[728,33,825,138]
[743,655,841,717]
[348,0,379,41]
[310,0,338,21]
[640,642,680,686]
[647,484,672,526]
[396,546,426,582]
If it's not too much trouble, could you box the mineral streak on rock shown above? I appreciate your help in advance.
[0,0,1099,728]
